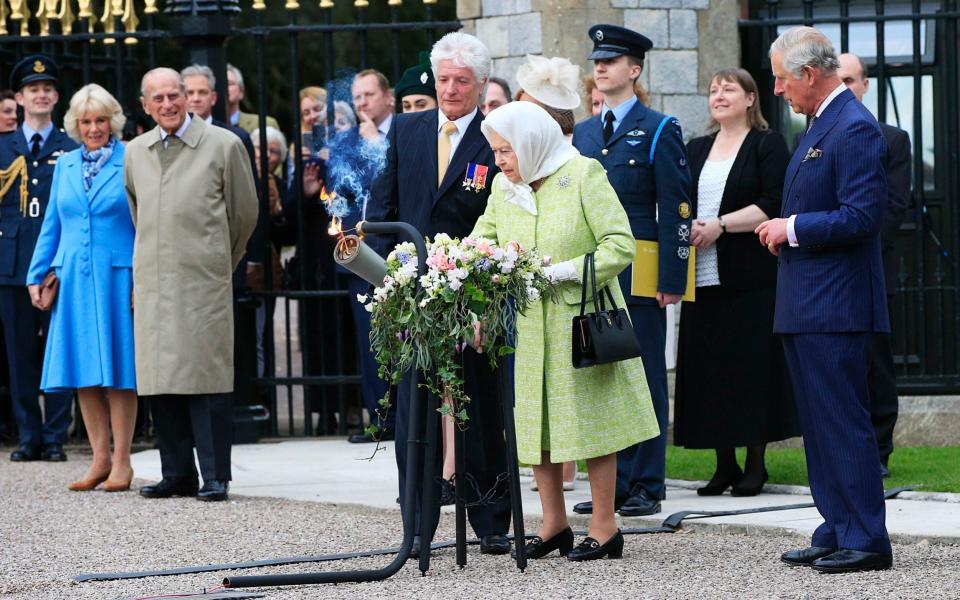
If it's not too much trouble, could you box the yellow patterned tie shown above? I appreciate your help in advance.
[437,121,458,185]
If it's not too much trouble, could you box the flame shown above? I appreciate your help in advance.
[328,215,342,237]
[320,186,344,238]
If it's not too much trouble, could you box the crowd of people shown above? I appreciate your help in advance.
[0,21,909,573]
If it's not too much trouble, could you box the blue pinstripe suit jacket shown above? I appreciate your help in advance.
[774,88,890,334]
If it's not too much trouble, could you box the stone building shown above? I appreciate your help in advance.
[458,0,740,139]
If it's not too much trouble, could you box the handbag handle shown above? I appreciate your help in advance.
[579,252,621,317]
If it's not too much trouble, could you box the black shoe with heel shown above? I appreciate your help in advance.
[520,527,574,559]
[731,469,768,497]
[567,530,624,561]
[697,466,744,496]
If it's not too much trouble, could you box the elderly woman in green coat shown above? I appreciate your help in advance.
[470,101,659,562]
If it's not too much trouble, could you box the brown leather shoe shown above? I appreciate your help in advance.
[68,473,110,491]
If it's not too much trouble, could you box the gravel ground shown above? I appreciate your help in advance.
[2,456,958,600]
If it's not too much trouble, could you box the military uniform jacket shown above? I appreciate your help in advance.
[572,101,692,305]
[0,127,78,286]
[124,117,259,396]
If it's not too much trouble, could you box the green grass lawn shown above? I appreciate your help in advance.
[659,445,960,493]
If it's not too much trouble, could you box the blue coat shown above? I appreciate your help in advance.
[774,88,890,334]
[26,142,137,392]
[0,127,78,286]
[572,102,692,305]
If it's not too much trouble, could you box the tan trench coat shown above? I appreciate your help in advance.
[124,117,258,395]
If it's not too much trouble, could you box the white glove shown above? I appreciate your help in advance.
[543,261,579,283]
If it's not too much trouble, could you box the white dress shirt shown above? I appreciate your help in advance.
[160,113,192,148]
[787,82,847,247]
[437,107,478,169]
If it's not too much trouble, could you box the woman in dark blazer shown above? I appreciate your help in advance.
[674,68,799,496]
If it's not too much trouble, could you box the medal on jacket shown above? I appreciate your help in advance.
[462,162,488,193]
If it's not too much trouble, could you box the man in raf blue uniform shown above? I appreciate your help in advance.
[0,55,77,462]
[572,25,692,517]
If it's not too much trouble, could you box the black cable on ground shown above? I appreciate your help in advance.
[74,486,912,583]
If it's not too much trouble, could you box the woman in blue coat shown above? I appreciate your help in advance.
[27,84,137,492]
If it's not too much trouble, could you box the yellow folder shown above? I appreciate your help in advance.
[630,240,696,302]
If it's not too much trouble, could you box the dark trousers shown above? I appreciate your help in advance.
[616,303,668,501]
[148,393,233,482]
[868,332,898,465]
[0,286,72,447]
[782,333,891,555]
[395,349,511,539]
[347,275,393,432]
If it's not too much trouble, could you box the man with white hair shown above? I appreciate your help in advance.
[756,27,893,573]
[126,67,258,502]
[367,31,512,557]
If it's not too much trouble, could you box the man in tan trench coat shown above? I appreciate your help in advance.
[125,67,258,502]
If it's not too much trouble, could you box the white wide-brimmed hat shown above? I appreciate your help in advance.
[515,54,582,111]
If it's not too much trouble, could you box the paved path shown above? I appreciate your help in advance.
[1,441,957,600]
[131,439,960,543]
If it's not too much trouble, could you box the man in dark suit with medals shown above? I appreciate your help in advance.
[572,25,692,518]
[0,55,77,462]
[837,53,911,479]
[367,31,511,557]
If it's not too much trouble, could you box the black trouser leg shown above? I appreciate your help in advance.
[149,395,198,481]
[189,392,234,482]
[867,332,898,465]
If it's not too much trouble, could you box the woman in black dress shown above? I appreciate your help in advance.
[674,68,799,496]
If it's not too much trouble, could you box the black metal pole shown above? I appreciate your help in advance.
[418,388,440,574]
[224,221,427,589]
[498,353,526,572]
[454,403,467,568]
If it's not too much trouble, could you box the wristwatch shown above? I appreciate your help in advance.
[718,216,727,233]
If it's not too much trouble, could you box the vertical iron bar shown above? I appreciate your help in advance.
[287,8,311,435]
[766,0,781,135]
[425,2,436,46]
[839,0,850,53]
[285,295,295,436]
[81,18,92,84]
[254,8,278,438]
[911,0,926,375]
[147,15,157,68]
[389,3,401,84]
[875,0,887,123]
[114,15,125,107]
[335,287,346,435]
[357,3,367,69]
[945,0,960,378]
[802,0,814,26]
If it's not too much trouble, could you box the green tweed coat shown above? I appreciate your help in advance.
[470,155,660,464]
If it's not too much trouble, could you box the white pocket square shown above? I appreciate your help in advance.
[802,147,823,162]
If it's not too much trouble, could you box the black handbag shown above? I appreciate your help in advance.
[572,253,643,368]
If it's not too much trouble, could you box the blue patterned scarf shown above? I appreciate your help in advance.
[81,138,115,192]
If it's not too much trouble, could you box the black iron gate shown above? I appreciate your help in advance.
[0,0,459,437]
[740,0,960,394]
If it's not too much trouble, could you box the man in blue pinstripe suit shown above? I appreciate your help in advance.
[756,27,893,574]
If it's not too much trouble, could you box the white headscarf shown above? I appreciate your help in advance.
[480,101,579,215]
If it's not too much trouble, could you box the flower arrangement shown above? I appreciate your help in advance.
[358,234,556,432]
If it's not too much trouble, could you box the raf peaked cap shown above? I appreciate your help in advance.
[394,52,437,101]
[588,24,653,60]
[9,54,59,91]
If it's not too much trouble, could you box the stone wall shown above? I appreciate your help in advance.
[458,0,740,140]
